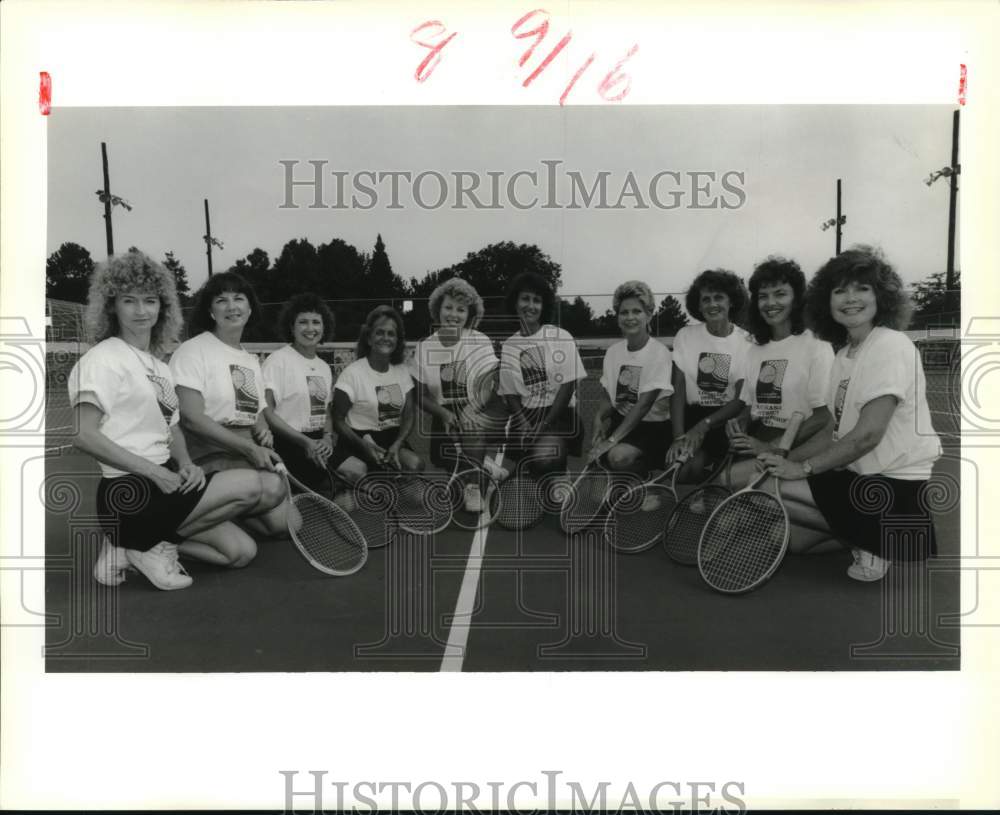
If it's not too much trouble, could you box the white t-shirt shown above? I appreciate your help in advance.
[739,330,834,429]
[498,325,586,410]
[672,323,751,407]
[334,357,414,432]
[67,337,179,478]
[829,326,942,479]
[168,331,264,426]
[262,344,334,433]
[600,337,674,423]
[409,329,498,406]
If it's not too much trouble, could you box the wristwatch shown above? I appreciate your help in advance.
[801,459,814,476]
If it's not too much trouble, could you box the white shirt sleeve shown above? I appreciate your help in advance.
[808,338,835,409]
[640,343,673,395]
[168,339,207,393]
[68,346,123,415]
[334,362,360,402]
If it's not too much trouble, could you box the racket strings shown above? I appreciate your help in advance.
[699,494,786,591]
[606,485,678,552]
[664,486,730,565]
[395,476,453,534]
[289,494,367,574]
[496,475,544,530]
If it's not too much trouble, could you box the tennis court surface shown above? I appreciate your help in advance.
[43,338,962,672]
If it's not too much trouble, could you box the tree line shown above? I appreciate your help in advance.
[45,234,959,341]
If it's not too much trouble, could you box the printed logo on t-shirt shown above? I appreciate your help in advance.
[440,358,467,403]
[615,364,641,413]
[147,374,179,424]
[696,352,731,404]
[519,345,547,391]
[375,383,403,429]
[306,375,327,430]
[833,378,850,434]
[229,364,259,416]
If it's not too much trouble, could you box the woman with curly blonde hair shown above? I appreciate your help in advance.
[69,250,265,591]
[409,277,499,511]
[758,246,942,580]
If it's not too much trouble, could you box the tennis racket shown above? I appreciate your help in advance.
[442,440,503,530]
[491,416,547,531]
[277,464,368,576]
[603,454,689,553]
[558,458,626,534]
[663,450,736,565]
[327,464,395,549]
[697,412,804,594]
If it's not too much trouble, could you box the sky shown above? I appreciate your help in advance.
[48,105,958,301]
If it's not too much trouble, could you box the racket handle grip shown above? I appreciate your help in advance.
[776,411,805,456]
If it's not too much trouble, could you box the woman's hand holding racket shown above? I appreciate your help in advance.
[149,465,184,495]
[253,425,274,448]
[245,443,281,472]
[302,435,333,469]
[756,453,808,480]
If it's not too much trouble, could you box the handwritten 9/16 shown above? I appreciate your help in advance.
[411,10,639,105]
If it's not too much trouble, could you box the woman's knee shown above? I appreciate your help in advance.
[606,444,640,472]
[399,450,424,472]
[230,536,258,568]
[259,472,287,511]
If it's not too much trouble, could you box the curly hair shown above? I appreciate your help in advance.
[84,249,183,358]
[684,269,748,323]
[505,271,556,326]
[277,293,335,344]
[186,271,263,338]
[612,280,656,317]
[746,256,807,345]
[804,245,912,345]
[428,277,485,329]
[356,305,407,365]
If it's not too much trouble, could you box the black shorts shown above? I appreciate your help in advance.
[328,426,415,470]
[608,411,673,470]
[96,461,215,553]
[425,400,509,469]
[274,429,329,492]
[807,469,938,561]
[506,405,584,462]
[684,404,731,462]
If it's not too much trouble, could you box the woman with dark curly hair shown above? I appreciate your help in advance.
[497,271,586,477]
[69,250,265,590]
[758,246,942,579]
[409,277,499,511]
[170,271,289,539]
[261,293,337,491]
[666,268,751,480]
[726,257,834,480]
[329,305,424,482]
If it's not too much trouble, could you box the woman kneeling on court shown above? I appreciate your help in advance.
[589,280,674,507]
[666,269,751,482]
[69,251,264,591]
[169,272,289,540]
[725,257,834,500]
[329,306,424,492]
[410,278,499,511]
[498,272,586,479]
[758,246,942,581]
[262,293,336,492]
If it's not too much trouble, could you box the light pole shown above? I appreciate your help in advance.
[820,178,847,255]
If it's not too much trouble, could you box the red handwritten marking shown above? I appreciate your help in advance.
[958,63,967,106]
[39,71,51,115]
[411,20,457,83]
[559,52,596,106]
[523,32,572,87]
[511,9,550,67]
[598,44,639,102]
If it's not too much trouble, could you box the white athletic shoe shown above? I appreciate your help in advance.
[126,542,193,591]
[463,483,483,513]
[93,538,132,587]
[847,548,890,582]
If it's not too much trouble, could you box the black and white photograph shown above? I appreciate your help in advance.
[41,104,963,673]
[2,1,998,811]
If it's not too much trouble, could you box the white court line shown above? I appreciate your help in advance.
[439,519,490,672]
